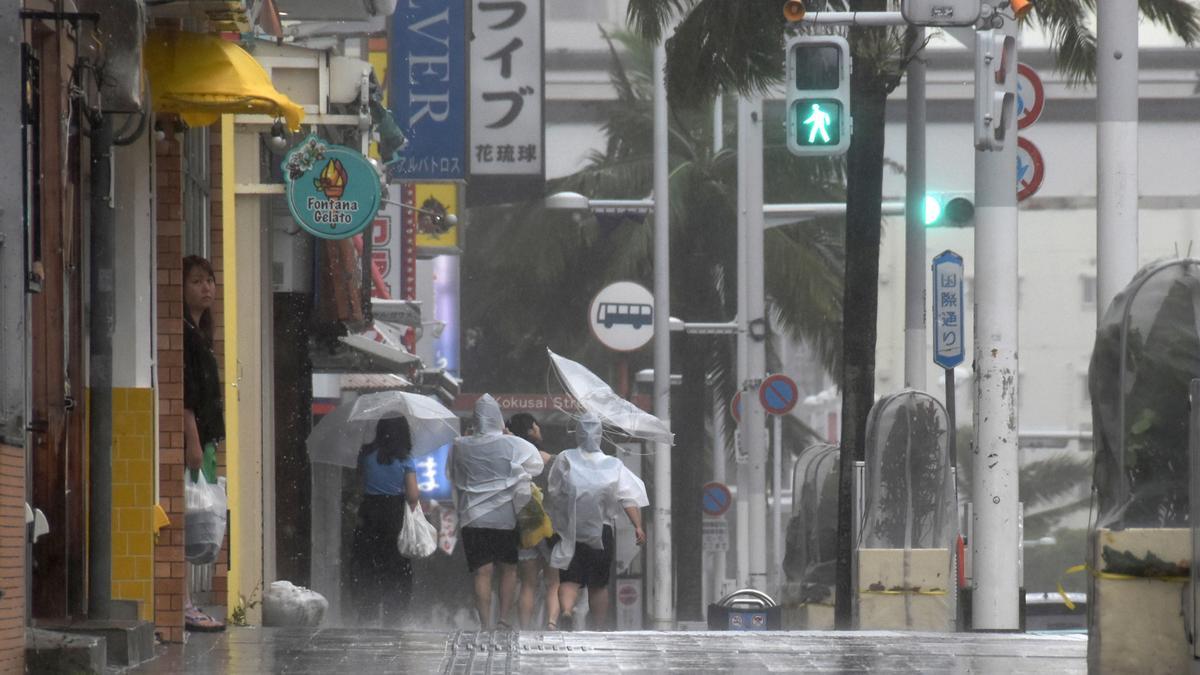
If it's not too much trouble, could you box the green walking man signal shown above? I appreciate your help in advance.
[786,36,851,157]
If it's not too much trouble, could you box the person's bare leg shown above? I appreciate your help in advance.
[473,563,495,629]
[558,581,581,626]
[544,562,561,628]
[497,563,519,628]
[517,559,539,629]
[587,585,611,630]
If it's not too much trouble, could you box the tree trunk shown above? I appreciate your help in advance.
[835,0,892,629]
[673,334,709,621]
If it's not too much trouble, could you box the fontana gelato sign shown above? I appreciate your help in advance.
[283,136,382,240]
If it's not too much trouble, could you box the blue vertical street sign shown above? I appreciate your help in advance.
[387,0,468,180]
[932,250,965,369]
[413,443,452,502]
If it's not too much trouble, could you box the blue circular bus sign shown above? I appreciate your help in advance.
[283,136,382,240]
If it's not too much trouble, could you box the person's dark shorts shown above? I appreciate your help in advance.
[461,526,520,572]
[560,525,615,589]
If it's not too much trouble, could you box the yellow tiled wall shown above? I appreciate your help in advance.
[112,387,156,621]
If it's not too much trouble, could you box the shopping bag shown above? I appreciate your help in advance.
[397,501,437,559]
[185,472,227,564]
[517,484,554,549]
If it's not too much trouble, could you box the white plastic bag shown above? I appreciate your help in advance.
[185,473,227,564]
[263,580,328,627]
[396,502,437,559]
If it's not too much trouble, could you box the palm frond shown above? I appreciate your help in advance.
[1030,0,1199,85]
[1138,0,1200,45]
[626,0,697,44]
[664,0,787,108]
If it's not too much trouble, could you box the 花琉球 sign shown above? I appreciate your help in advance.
[283,136,382,240]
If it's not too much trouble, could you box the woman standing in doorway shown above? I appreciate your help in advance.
[183,255,226,632]
[350,415,421,626]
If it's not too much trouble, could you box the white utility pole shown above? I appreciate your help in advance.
[972,19,1021,631]
[651,39,675,631]
[737,96,769,592]
[905,29,927,390]
[734,98,751,589]
[1096,1,1139,315]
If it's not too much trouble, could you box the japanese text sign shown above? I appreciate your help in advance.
[388,0,468,181]
[932,250,965,369]
[469,0,544,184]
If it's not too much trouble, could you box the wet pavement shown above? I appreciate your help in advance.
[128,628,1088,674]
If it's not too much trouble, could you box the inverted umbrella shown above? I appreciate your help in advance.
[547,349,674,446]
[306,391,459,468]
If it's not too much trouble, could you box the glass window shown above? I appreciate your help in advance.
[182,126,211,258]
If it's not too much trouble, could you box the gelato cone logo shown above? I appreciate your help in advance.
[315,159,348,199]
[282,136,381,240]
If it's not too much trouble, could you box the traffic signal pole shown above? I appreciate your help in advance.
[1096,1,1139,316]
[904,28,927,391]
[651,39,675,631]
[737,95,770,594]
[971,16,1021,631]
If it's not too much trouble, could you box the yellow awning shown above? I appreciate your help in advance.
[144,29,304,131]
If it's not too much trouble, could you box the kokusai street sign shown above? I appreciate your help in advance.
[932,250,965,369]
[283,136,382,240]
[588,281,655,352]
[759,374,799,416]
[1016,136,1045,202]
[1016,63,1045,130]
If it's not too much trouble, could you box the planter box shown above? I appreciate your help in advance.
[782,601,835,630]
[1091,528,1191,675]
[857,548,954,631]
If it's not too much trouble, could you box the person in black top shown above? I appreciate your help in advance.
[183,255,225,632]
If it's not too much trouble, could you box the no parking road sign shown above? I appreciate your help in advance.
[702,481,733,517]
[759,374,799,416]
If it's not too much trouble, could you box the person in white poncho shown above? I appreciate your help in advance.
[449,394,544,630]
[546,412,648,630]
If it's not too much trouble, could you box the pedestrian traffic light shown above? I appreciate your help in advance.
[974,29,1015,151]
[901,0,981,26]
[785,35,851,157]
[924,192,975,228]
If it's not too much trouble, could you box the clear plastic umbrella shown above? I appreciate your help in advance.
[306,391,459,468]
[547,349,674,445]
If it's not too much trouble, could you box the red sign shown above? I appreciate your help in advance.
[618,583,639,606]
[1016,137,1045,203]
[1016,63,1045,130]
[731,391,742,424]
[759,374,799,416]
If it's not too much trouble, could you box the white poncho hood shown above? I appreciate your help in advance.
[547,413,649,570]
[449,395,543,528]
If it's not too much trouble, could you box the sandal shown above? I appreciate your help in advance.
[495,620,512,631]
[545,622,558,631]
[185,607,225,633]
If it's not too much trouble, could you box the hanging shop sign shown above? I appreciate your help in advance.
[283,136,382,240]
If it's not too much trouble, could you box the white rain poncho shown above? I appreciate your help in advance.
[449,394,544,529]
[546,413,649,570]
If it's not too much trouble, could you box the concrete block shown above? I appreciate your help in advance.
[1091,528,1190,675]
[857,548,954,631]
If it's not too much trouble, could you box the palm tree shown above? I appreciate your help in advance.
[462,29,845,620]
[625,0,1199,626]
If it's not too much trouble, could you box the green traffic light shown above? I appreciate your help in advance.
[793,99,841,146]
[924,195,942,226]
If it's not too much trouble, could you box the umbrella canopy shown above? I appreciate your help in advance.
[306,391,459,468]
[547,349,674,446]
